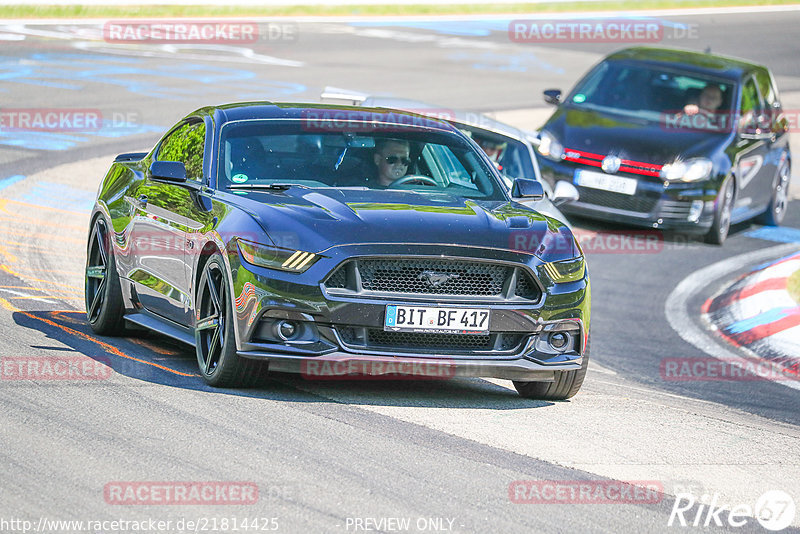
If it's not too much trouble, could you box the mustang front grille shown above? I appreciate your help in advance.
[323,258,541,301]
[336,327,526,354]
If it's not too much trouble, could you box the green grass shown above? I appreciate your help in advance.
[789,268,800,305]
[0,0,796,19]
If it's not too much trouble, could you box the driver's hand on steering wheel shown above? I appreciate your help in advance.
[683,104,700,116]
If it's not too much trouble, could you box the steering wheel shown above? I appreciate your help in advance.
[388,174,438,187]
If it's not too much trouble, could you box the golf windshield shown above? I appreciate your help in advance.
[568,60,736,129]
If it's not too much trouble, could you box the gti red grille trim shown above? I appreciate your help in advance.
[564,148,605,161]
[564,156,602,167]
[563,148,663,177]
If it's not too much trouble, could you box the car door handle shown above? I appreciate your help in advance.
[137,194,148,207]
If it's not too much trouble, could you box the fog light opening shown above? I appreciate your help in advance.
[548,332,570,351]
[688,200,704,223]
[275,320,298,341]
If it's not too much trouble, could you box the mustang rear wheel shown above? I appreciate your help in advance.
[195,253,266,387]
[85,217,125,335]
[513,333,590,400]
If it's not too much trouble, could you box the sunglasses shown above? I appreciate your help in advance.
[384,155,411,166]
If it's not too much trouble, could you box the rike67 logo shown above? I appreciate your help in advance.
[668,490,796,531]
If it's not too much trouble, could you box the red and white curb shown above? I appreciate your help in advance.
[703,251,800,371]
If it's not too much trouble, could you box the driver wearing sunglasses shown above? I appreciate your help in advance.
[373,138,411,187]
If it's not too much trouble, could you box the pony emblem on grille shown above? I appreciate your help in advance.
[418,270,460,288]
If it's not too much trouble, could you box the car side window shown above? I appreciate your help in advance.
[740,78,763,117]
[755,69,776,109]
[739,78,767,133]
[421,143,476,190]
[157,121,206,182]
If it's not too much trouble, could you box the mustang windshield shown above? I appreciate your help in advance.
[218,120,507,200]
[567,60,736,129]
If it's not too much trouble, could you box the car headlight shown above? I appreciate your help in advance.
[542,256,585,284]
[660,158,713,182]
[537,130,564,162]
[237,239,319,272]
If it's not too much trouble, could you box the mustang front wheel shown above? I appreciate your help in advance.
[513,334,590,400]
[195,253,266,387]
[85,217,125,335]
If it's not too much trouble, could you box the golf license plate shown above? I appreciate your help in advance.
[575,169,637,195]
[384,305,490,334]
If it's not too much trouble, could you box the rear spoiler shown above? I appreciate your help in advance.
[114,152,148,162]
[319,86,368,106]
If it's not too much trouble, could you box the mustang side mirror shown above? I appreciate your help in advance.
[551,181,580,207]
[150,161,187,183]
[512,178,544,200]
[543,89,562,106]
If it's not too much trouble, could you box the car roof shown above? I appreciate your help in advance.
[361,96,530,142]
[193,101,461,133]
[604,46,763,81]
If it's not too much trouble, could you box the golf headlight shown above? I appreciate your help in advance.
[237,239,319,272]
[542,256,585,284]
[660,158,713,182]
[537,130,564,161]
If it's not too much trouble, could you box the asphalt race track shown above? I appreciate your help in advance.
[1,8,800,533]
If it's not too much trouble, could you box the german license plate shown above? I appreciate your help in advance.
[384,305,490,334]
[575,169,637,195]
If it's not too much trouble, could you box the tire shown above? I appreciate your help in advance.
[759,158,791,226]
[705,177,735,245]
[195,253,266,387]
[513,333,590,400]
[85,217,126,335]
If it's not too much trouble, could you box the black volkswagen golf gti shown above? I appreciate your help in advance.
[537,47,791,244]
[85,103,591,400]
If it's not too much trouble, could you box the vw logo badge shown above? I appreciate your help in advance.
[601,155,621,174]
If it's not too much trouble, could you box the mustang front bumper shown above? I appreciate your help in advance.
[237,348,581,381]
[225,243,590,382]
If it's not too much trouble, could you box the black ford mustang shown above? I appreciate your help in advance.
[537,47,791,244]
[85,103,591,399]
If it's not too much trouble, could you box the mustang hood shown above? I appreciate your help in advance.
[548,106,733,165]
[232,188,579,262]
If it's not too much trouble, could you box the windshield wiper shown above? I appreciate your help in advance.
[228,183,306,191]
